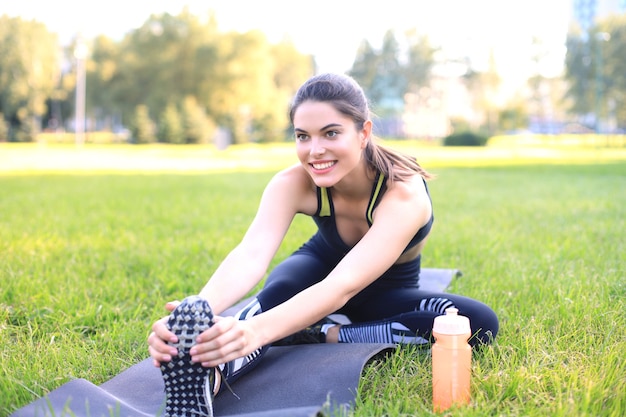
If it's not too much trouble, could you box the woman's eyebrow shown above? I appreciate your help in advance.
[294,123,343,133]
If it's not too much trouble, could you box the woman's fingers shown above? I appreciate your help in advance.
[147,313,179,368]
[148,331,177,366]
[148,329,177,354]
[165,300,180,312]
[148,343,170,366]
[198,338,248,367]
[147,301,188,368]
[189,317,250,366]
[152,316,178,343]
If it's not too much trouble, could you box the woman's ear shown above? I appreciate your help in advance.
[360,120,372,149]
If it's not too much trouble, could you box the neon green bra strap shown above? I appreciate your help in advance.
[319,187,331,217]
[366,172,386,224]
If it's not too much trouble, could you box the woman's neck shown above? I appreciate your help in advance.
[331,161,376,200]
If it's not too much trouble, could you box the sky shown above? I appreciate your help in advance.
[3,0,572,92]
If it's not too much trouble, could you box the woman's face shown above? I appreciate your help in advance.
[293,100,370,188]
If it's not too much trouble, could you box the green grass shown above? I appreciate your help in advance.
[356,163,625,416]
[1,141,625,416]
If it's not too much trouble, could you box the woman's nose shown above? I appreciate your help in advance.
[310,138,325,156]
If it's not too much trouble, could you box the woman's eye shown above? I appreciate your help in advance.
[326,131,338,138]
[296,133,308,141]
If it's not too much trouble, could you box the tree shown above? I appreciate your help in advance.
[564,14,626,130]
[181,96,213,144]
[374,30,407,115]
[270,39,314,92]
[0,15,60,141]
[80,9,312,144]
[497,99,529,133]
[404,29,436,93]
[129,105,156,144]
[349,40,379,96]
[349,30,407,115]
[85,35,123,130]
[158,103,184,144]
[206,29,311,143]
[564,31,596,122]
[461,48,501,135]
[109,9,219,124]
[1,9,314,144]
[0,113,8,141]
[206,29,274,143]
[526,37,553,132]
[481,49,502,135]
[349,29,436,136]
[268,38,314,141]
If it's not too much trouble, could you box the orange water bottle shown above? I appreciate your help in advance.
[432,307,472,412]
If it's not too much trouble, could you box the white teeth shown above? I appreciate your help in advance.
[312,161,335,170]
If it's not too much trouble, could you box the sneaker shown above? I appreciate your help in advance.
[160,295,219,417]
[273,316,339,345]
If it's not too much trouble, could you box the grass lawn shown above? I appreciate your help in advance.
[1,140,625,416]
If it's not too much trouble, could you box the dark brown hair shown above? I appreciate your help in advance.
[289,73,433,181]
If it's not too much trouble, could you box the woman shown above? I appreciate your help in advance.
[149,73,499,416]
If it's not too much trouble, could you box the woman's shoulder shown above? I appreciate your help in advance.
[266,164,318,214]
[376,174,432,226]
[384,173,429,199]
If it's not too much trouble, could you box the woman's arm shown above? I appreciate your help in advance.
[198,166,311,314]
[148,165,314,365]
[192,176,433,366]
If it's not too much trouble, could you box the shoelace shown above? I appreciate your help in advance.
[216,366,240,400]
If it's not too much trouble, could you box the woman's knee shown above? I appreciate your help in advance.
[259,254,330,309]
[436,293,499,347]
[258,278,305,310]
[469,302,499,347]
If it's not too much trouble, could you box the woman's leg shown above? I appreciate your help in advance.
[337,289,499,346]
[333,258,499,347]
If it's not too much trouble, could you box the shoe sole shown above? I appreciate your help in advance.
[160,296,216,417]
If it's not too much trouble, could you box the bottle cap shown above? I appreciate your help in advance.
[432,307,471,335]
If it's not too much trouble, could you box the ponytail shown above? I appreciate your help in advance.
[364,140,434,182]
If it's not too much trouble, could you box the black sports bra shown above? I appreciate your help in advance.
[312,171,434,253]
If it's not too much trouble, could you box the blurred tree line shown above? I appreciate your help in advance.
[1,10,626,143]
[564,14,626,132]
[0,10,313,144]
[0,15,59,142]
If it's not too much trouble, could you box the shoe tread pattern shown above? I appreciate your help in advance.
[160,296,215,417]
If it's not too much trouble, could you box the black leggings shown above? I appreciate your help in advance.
[222,233,499,390]
[257,232,499,346]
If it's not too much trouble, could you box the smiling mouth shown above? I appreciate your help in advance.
[311,161,336,170]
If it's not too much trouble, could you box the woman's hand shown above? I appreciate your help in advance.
[147,301,180,367]
[148,301,262,368]
[189,316,259,368]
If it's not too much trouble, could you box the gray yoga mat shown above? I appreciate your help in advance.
[11,268,460,417]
